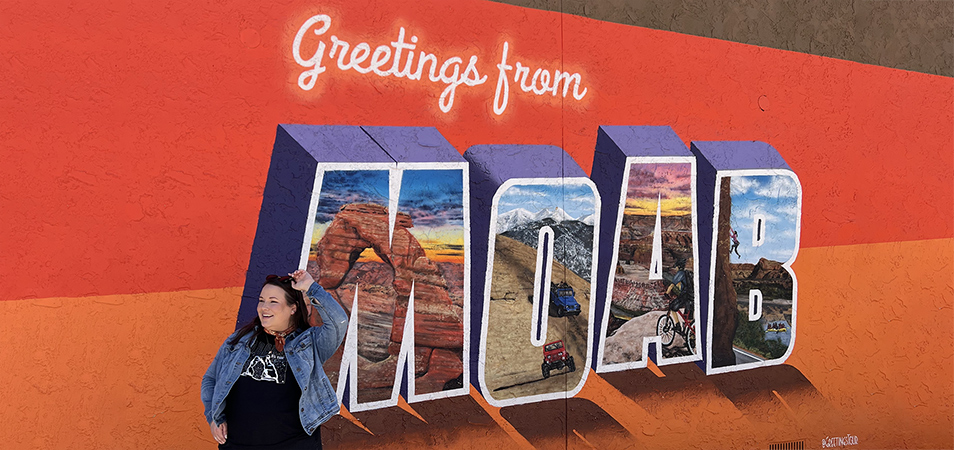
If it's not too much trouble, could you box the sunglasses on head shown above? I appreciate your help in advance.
[265,274,294,283]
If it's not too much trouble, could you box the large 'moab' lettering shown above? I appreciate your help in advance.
[465,145,599,407]
[692,141,801,375]
[590,126,702,372]
[241,125,801,413]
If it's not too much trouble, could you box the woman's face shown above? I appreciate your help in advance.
[258,284,297,332]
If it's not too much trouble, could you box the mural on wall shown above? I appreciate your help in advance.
[465,145,599,407]
[692,141,802,375]
[245,126,801,407]
[482,180,597,404]
[5,1,949,449]
[591,126,702,373]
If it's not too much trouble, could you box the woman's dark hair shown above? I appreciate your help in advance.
[229,276,312,346]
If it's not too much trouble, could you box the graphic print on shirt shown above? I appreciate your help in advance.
[240,338,289,384]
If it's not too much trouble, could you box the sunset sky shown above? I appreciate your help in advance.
[623,162,693,216]
[308,168,465,264]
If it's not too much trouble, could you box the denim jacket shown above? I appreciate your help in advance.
[201,282,349,435]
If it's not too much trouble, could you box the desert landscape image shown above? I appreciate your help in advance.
[303,169,468,403]
[482,182,597,402]
[731,259,794,359]
[711,174,799,368]
[601,162,699,366]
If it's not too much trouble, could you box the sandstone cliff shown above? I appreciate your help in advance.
[309,203,464,401]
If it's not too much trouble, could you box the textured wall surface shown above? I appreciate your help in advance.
[1,0,951,449]
[492,0,954,76]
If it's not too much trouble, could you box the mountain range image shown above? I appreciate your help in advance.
[497,207,594,234]
[496,207,595,279]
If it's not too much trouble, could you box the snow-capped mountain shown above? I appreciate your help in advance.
[532,206,573,223]
[496,208,535,233]
[497,206,590,234]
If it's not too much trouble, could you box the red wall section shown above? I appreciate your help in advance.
[1,0,950,300]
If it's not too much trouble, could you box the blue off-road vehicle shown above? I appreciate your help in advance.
[550,282,581,317]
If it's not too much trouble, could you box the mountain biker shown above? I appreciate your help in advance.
[665,258,693,331]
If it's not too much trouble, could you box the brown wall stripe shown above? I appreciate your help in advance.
[489,0,953,77]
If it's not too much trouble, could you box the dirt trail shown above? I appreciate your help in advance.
[484,235,591,401]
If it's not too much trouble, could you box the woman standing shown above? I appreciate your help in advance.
[201,269,348,449]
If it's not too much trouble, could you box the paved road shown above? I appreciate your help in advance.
[733,347,765,364]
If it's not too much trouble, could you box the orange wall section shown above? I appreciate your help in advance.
[0,288,242,450]
[1,240,949,449]
[788,238,954,450]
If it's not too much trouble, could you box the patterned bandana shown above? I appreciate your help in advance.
[263,325,297,352]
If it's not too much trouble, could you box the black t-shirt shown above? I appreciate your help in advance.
[221,333,322,450]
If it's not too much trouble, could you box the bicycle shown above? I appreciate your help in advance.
[656,307,696,353]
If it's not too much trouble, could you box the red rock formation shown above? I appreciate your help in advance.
[437,261,465,308]
[315,203,408,289]
[712,178,739,368]
[619,231,693,266]
[749,257,785,280]
[331,266,396,362]
[612,278,667,313]
[312,203,464,397]
[413,349,463,394]
[731,263,756,280]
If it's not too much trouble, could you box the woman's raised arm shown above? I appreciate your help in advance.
[290,269,349,362]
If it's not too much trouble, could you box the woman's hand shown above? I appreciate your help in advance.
[210,421,227,444]
[289,269,315,293]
